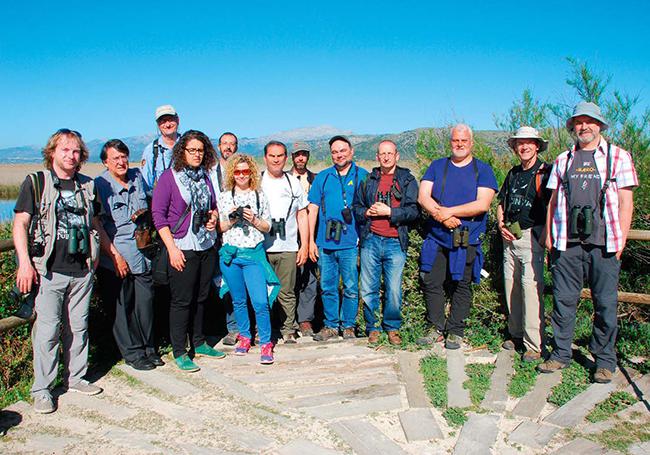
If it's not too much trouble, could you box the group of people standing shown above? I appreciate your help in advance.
[13,101,637,415]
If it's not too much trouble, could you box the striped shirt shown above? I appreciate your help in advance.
[547,137,638,252]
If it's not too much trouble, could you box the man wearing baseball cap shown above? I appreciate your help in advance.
[140,104,181,193]
[290,142,318,336]
[497,126,551,362]
[539,102,638,383]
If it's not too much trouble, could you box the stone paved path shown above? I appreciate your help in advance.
[1,336,649,454]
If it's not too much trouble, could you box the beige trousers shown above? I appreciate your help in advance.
[503,228,545,352]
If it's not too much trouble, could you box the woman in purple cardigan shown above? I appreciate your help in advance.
[152,130,225,372]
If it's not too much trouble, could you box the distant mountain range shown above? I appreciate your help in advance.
[0,126,509,163]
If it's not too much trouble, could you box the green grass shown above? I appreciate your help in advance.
[548,361,590,407]
[586,391,638,423]
[590,419,650,452]
[420,354,448,408]
[442,407,468,428]
[508,352,541,398]
[0,184,20,199]
[464,363,495,406]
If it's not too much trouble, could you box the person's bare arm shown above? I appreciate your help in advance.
[296,208,309,266]
[496,203,515,242]
[13,212,38,293]
[545,188,558,251]
[418,180,440,218]
[437,187,495,220]
[307,203,320,261]
[616,187,634,259]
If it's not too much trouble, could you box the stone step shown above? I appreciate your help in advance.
[481,350,513,412]
[551,437,618,454]
[398,408,443,442]
[329,418,407,455]
[198,365,281,410]
[396,351,431,408]
[284,383,401,409]
[452,413,500,455]
[303,394,404,419]
[512,371,562,419]
[266,374,400,401]
[544,372,627,427]
[56,388,139,421]
[277,439,344,455]
[507,421,560,450]
[116,363,200,397]
[7,433,77,454]
[447,349,472,408]
[629,441,650,455]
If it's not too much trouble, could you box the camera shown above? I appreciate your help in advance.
[229,205,250,223]
[10,285,36,319]
[29,240,45,258]
[326,219,343,242]
[452,226,470,248]
[341,207,353,224]
[569,205,593,237]
[192,210,210,234]
[270,218,286,239]
[505,221,522,240]
[67,225,89,255]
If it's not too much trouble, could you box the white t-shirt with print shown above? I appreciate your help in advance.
[218,189,270,248]
[261,172,308,252]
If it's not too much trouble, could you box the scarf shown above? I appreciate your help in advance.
[178,166,211,243]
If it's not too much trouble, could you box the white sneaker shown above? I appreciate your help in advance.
[67,380,102,396]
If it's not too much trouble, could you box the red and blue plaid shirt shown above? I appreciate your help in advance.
[547,137,638,252]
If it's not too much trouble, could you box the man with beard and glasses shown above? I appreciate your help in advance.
[290,142,318,337]
[307,136,368,341]
[538,102,638,384]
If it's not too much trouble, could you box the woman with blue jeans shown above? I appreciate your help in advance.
[218,154,279,364]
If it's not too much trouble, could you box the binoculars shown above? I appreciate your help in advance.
[377,191,390,205]
[270,218,286,239]
[326,219,343,242]
[229,205,250,223]
[341,207,353,224]
[67,225,89,255]
[570,205,593,237]
[10,285,36,319]
[452,226,470,248]
[505,221,522,240]
[192,210,210,234]
[29,240,45,258]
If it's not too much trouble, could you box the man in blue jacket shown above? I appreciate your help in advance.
[307,136,368,341]
[417,124,497,349]
[353,140,419,345]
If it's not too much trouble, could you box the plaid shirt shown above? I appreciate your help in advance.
[547,137,638,252]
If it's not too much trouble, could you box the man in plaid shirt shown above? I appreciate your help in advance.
[538,101,638,383]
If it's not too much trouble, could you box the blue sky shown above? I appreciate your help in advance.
[1,0,648,148]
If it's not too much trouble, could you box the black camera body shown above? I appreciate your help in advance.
[569,205,594,237]
[341,207,353,224]
[270,218,286,239]
[229,205,250,223]
[326,219,343,242]
[67,225,89,255]
[452,226,470,248]
[29,240,45,258]
[10,286,36,319]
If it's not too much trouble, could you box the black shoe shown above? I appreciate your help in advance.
[127,357,156,371]
[147,353,164,367]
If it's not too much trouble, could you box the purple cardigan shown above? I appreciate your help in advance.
[152,169,217,238]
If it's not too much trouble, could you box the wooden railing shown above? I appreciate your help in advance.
[0,230,648,334]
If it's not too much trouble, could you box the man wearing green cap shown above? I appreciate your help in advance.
[539,102,638,383]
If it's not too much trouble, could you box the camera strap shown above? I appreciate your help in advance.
[321,165,358,218]
[437,157,478,204]
[172,204,191,234]
[230,188,261,213]
[504,160,543,222]
[563,143,612,218]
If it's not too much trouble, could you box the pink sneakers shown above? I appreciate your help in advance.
[234,335,251,355]
[260,342,274,364]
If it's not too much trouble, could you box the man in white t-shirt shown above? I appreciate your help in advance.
[262,141,309,343]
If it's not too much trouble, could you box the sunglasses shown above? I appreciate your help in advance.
[56,128,82,138]
[233,169,252,176]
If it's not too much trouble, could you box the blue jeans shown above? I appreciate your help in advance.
[360,234,407,332]
[318,247,359,330]
[220,256,271,344]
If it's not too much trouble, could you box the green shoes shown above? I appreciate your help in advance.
[174,354,200,372]
[194,343,226,359]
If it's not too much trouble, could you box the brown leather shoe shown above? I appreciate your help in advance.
[387,331,402,346]
[537,359,568,373]
[594,368,614,384]
[313,327,338,342]
[299,321,313,337]
[522,350,541,362]
[368,331,381,344]
[342,328,356,339]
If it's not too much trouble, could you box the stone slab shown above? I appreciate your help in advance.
[57,391,138,421]
[551,437,616,454]
[582,401,650,434]
[277,439,343,455]
[481,350,513,412]
[544,374,625,427]
[512,371,562,418]
[507,421,560,449]
[116,363,199,397]
[397,351,432,408]
[100,426,163,452]
[269,374,400,401]
[285,383,401,409]
[200,366,281,410]
[452,413,500,455]
[629,441,650,455]
[398,408,443,441]
[329,418,407,455]
[303,394,403,419]
[11,433,75,454]
[447,349,472,408]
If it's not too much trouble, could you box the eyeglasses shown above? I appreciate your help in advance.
[377,152,396,158]
[185,147,205,155]
[233,169,252,176]
[56,128,82,138]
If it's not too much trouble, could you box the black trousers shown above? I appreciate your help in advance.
[168,247,217,358]
[97,267,155,363]
[421,246,476,337]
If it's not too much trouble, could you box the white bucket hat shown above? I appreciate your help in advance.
[566,101,609,131]
[507,126,548,152]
